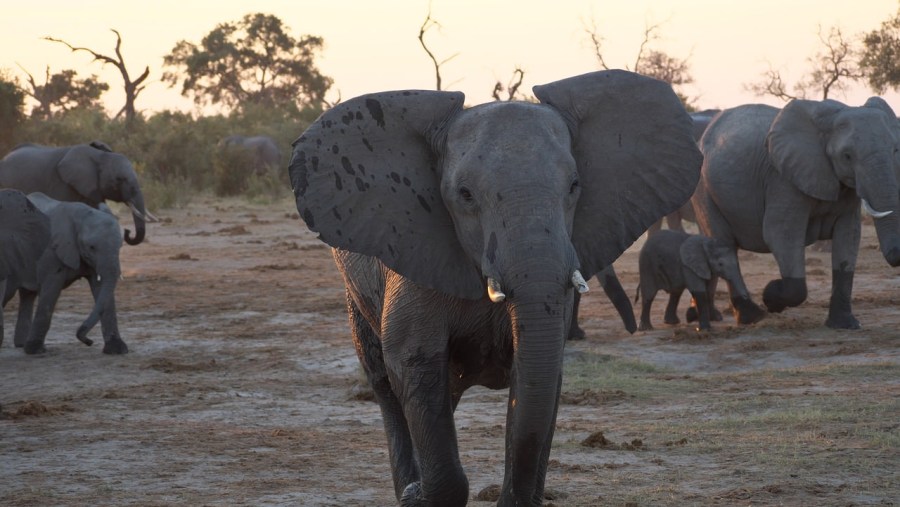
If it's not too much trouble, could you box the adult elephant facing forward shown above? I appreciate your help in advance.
[290,70,701,505]
[0,141,152,245]
[692,98,900,329]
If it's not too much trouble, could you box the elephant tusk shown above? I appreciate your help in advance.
[487,278,506,303]
[571,270,590,294]
[144,209,160,223]
[128,202,160,223]
[862,199,893,219]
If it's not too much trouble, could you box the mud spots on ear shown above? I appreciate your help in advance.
[366,99,385,128]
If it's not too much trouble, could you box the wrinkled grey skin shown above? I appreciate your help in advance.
[3,193,128,355]
[0,141,149,246]
[692,98,900,329]
[635,230,743,331]
[0,189,51,348]
[569,264,636,339]
[647,109,719,236]
[219,135,282,175]
[289,70,702,506]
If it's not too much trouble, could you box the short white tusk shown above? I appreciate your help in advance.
[145,209,160,223]
[571,270,590,294]
[486,278,506,303]
[128,202,160,223]
[862,199,893,219]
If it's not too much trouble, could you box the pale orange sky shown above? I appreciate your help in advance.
[3,0,899,115]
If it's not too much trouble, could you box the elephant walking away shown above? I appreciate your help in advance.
[2,193,128,354]
[0,141,155,246]
[692,98,900,329]
[569,264,637,339]
[635,230,747,331]
[0,189,51,348]
[289,70,702,505]
[218,135,282,175]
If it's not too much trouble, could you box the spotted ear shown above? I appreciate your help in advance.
[679,235,711,280]
[289,90,485,299]
[534,70,703,279]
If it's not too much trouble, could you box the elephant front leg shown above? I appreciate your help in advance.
[663,288,684,325]
[87,275,128,354]
[825,213,861,329]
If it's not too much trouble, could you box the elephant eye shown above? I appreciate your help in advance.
[842,151,853,163]
[569,179,580,195]
[459,187,474,203]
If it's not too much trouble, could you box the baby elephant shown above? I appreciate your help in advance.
[636,230,743,331]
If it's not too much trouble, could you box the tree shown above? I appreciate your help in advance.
[491,67,528,101]
[18,66,108,119]
[163,13,332,112]
[860,6,900,94]
[748,25,863,101]
[585,19,695,108]
[0,70,26,151]
[45,29,149,123]
[418,10,458,91]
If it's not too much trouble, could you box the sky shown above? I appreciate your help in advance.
[2,0,899,116]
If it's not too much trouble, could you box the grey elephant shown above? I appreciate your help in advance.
[0,189,51,348]
[692,98,900,329]
[0,141,153,246]
[569,264,637,339]
[2,193,128,354]
[646,109,719,236]
[289,70,702,505]
[635,230,743,331]
[219,135,281,175]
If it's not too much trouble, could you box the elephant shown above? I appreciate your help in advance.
[288,70,702,505]
[635,230,742,331]
[0,189,51,348]
[569,264,637,339]
[646,109,719,236]
[692,98,900,329]
[0,141,153,246]
[1,192,128,354]
[219,135,282,175]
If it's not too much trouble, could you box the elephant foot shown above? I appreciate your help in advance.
[663,314,680,325]
[567,325,586,341]
[762,278,807,313]
[23,341,46,355]
[731,297,765,325]
[825,312,860,330]
[637,321,654,331]
[711,308,724,322]
[400,481,468,507]
[685,305,698,323]
[102,336,129,355]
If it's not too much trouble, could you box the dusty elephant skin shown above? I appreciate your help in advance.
[289,70,701,506]
[0,141,151,246]
[692,98,900,329]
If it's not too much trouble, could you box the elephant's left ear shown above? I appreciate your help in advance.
[534,70,703,278]
[767,99,845,201]
[57,145,105,204]
[679,236,711,280]
[46,207,80,270]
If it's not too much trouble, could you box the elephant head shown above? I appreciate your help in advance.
[767,98,900,266]
[290,70,701,502]
[680,235,745,290]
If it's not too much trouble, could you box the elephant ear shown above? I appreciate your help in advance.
[289,90,484,299]
[767,99,846,201]
[43,205,81,270]
[56,145,105,204]
[533,70,703,278]
[679,235,711,280]
[0,190,51,278]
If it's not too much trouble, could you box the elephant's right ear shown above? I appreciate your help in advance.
[289,90,484,299]
[56,145,105,204]
[44,206,80,270]
[679,236,711,280]
[767,99,845,201]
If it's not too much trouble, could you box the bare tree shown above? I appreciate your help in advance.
[491,67,527,101]
[418,10,458,91]
[45,29,149,123]
[748,25,863,101]
[17,65,108,119]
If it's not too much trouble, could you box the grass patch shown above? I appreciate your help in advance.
[562,352,698,400]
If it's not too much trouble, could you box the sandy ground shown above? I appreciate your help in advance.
[1,197,897,506]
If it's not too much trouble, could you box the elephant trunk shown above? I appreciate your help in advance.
[77,277,117,346]
[858,164,900,267]
[872,211,900,267]
[124,192,147,246]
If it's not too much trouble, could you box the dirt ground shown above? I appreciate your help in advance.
[1,197,897,507]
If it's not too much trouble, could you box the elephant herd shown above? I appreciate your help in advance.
[1,68,898,506]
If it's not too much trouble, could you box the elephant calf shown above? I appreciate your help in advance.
[636,230,746,331]
[3,193,128,354]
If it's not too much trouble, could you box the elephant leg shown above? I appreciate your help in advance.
[688,290,711,331]
[665,211,685,232]
[568,291,586,340]
[88,276,128,354]
[25,276,66,354]
[0,279,5,347]
[598,268,637,334]
[647,219,663,237]
[638,289,656,331]
[663,288,683,325]
[13,289,37,348]
[707,277,724,321]
[761,200,810,314]
[825,213,861,329]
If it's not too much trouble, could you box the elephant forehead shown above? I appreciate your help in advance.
[445,103,573,173]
